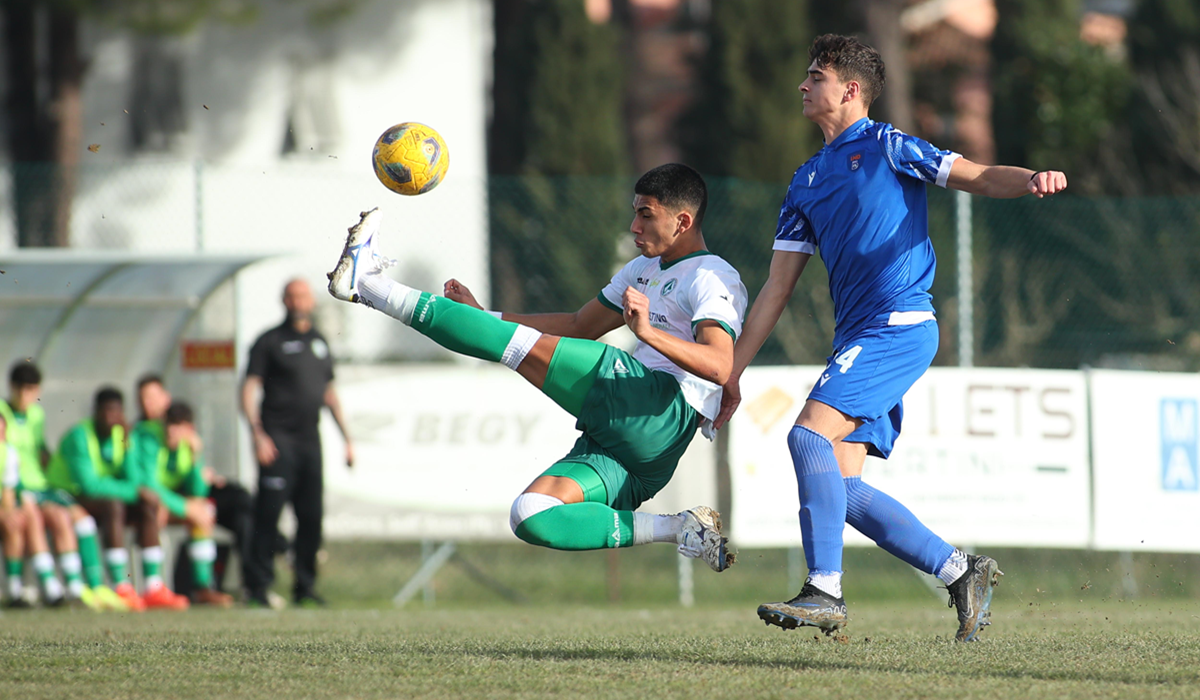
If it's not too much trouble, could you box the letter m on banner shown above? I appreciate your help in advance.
[1161,398,1199,492]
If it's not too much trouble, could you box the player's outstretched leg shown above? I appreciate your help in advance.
[843,475,1002,641]
[509,492,734,571]
[328,209,539,369]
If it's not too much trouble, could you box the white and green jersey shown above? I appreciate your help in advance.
[598,250,747,423]
[2,444,19,491]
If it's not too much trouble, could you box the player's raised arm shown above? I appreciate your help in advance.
[444,279,624,340]
[713,249,810,429]
[946,158,1068,199]
[621,286,733,385]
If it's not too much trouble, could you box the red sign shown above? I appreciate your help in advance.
[181,341,236,370]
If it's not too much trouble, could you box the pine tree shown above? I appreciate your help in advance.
[1126,0,1200,194]
[678,0,815,182]
[489,0,628,313]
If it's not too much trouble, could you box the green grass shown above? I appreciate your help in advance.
[1,602,1199,699]
[2,543,1199,699]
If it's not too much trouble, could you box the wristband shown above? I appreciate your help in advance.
[1029,171,1041,182]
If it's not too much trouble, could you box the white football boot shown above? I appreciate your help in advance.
[327,207,394,304]
[677,506,735,572]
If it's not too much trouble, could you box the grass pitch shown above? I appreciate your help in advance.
[1,601,1198,699]
[2,542,1199,699]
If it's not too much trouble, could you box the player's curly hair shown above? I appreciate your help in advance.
[93,386,123,410]
[634,163,708,227]
[809,34,886,107]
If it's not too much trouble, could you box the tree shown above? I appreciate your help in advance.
[3,1,85,247]
[991,0,1132,196]
[1126,0,1200,195]
[678,0,815,183]
[488,0,628,313]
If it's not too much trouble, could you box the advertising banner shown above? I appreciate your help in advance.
[729,366,1091,548]
[320,364,580,540]
[1090,370,1200,552]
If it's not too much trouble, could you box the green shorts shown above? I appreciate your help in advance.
[541,345,699,511]
[19,488,76,508]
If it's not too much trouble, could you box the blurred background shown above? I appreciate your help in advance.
[0,0,1199,608]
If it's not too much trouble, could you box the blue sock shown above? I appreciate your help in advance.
[788,425,846,576]
[844,475,955,576]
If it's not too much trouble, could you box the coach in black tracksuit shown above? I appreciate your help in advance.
[241,279,353,607]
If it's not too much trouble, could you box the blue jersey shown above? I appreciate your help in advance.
[774,118,960,347]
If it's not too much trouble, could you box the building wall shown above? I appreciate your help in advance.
[57,0,492,365]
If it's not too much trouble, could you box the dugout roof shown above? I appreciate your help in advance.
[0,250,266,432]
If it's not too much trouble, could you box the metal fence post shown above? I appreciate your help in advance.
[956,189,973,368]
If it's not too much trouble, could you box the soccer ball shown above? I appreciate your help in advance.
[372,122,450,196]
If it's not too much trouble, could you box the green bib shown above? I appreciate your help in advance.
[157,440,194,492]
[0,400,47,491]
[46,420,126,494]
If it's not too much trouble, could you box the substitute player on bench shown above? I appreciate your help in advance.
[328,163,745,571]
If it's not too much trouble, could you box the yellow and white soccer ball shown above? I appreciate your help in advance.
[371,122,450,196]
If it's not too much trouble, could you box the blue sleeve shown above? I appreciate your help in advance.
[773,174,817,254]
[878,126,960,187]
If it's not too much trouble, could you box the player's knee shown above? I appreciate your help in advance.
[509,492,564,538]
[74,514,98,537]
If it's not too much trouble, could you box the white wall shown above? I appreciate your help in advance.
[66,0,493,364]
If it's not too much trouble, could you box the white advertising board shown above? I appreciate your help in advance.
[729,366,1091,548]
[1090,370,1200,552]
[319,364,581,540]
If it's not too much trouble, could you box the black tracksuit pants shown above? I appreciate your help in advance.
[245,429,324,600]
[173,481,255,596]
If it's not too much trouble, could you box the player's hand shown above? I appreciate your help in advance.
[344,441,355,469]
[186,431,204,456]
[185,498,216,531]
[622,286,653,338]
[1028,170,1067,198]
[713,373,743,430]
[444,279,482,309]
[254,430,278,467]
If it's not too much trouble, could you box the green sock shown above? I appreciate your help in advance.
[515,503,634,550]
[5,558,22,581]
[141,546,163,588]
[190,539,216,589]
[75,518,105,588]
[59,552,84,588]
[104,548,128,585]
[410,293,519,361]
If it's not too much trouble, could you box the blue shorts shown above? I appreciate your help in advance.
[807,320,939,458]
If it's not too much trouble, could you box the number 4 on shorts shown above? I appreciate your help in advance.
[834,345,863,374]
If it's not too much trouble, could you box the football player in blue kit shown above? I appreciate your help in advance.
[713,34,1068,641]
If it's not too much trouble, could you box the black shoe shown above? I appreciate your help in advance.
[757,582,848,634]
[4,597,34,610]
[294,592,327,608]
[44,595,68,608]
[946,554,1003,642]
[245,591,273,609]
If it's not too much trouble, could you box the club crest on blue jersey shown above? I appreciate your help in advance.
[848,153,862,172]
